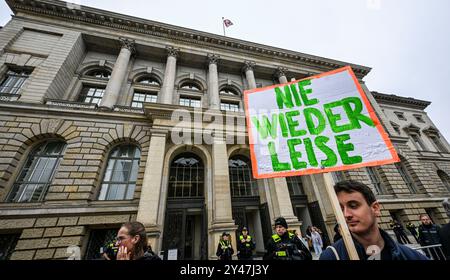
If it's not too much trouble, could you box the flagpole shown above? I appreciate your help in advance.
[222,17,226,36]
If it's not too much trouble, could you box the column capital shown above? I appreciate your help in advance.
[119,37,136,54]
[207,53,220,65]
[274,66,288,79]
[166,46,180,58]
[242,60,256,73]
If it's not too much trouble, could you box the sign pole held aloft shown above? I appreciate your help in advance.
[323,172,360,260]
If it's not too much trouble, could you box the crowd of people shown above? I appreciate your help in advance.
[97,180,449,261]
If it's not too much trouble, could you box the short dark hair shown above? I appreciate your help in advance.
[334,180,376,205]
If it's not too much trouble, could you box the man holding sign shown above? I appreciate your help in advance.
[244,66,399,178]
[319,180,429,260]
[244,66,411,260]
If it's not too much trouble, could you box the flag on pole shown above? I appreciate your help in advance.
[223,18,234,28]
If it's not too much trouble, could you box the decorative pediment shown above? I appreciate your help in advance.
[403,123,421,135]
[422,126,440,136]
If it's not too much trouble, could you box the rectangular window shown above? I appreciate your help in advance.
[220,101,239,112]
[366,167,384,195]
[286,176,305,196]
[131,91,157,108]
[85,229,119,260]
[394,112,406,121]
[0,234,20,260]
[429,135,448,153]
[179,96,201,108]
[78,86,105,105]
[395,162,417,193]
[411,134,427,151]
[332,171,346,183]
[0,69,32,100]
[413,114,425,123]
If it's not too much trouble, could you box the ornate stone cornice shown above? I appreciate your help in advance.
[5,0,372,78]
[165,46,179,58]
[242,60,255,73]
[119,37,136,54]
[371,91,431,110]
[207,53,220,65]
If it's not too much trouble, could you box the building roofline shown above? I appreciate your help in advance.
[5,0,372,78]
[371,91,431,110]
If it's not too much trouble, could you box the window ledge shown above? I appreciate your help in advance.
[45,99,98,110]
[113,105,144,114]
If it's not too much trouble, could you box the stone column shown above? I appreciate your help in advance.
[159,46,179,104]
[210,135,237,258]
[136,131,167,251]
[243,61,257,89]
[99,38,135,109]
[208,54,220,110]
[275,67,289,84]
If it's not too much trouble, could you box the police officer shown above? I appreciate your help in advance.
[263,217,312,260]
[237,227,255,260]
[216,232,234,260]
[418,214,445,260]
[101,241,118,260]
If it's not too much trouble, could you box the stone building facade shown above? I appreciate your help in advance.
[0,0,448,260]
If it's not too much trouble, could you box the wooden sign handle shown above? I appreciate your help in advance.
[323,172,360,260]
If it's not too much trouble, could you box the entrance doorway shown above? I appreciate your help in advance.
[161,152,207,260]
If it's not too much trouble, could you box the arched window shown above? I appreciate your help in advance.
[229,155,258,197]
[180,81,201,91]
[7,141,66,203]
[98,145,141,200]
[437,170,450,192]
[219,87,239,96]
[395,158,417,193]
[136,76,160,86]
[286,176,305,196]
[168,153,204,198]
[85,68,111,79]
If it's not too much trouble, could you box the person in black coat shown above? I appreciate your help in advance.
[216,232,234,260]
[418,214,445,260]
[263,217,312,260]
[237,227,255,260]
[390,220,411,244]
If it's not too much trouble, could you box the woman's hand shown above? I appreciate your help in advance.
[117,246,131,260]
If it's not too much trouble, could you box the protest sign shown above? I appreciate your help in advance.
[244,66,399,179]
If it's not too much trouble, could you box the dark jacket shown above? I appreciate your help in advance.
[438,223,450,258]
[263,232,312,260]
[320,229,429,260]
[237,235,255,259]
[216,240,234,260]
[418,224,441,246]
[136,249,161,260]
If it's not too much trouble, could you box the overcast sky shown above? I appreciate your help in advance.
[1,0,449,140]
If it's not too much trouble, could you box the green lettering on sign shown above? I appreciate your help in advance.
[251,114,278,140]
[335,134,363,164]
[315,136,338,167]
[304,107,326,135]
[285,111,307,137]
[287,138,307,170]
[268,141,291,171]
[275,85,294,109]
[298,80,318,106]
